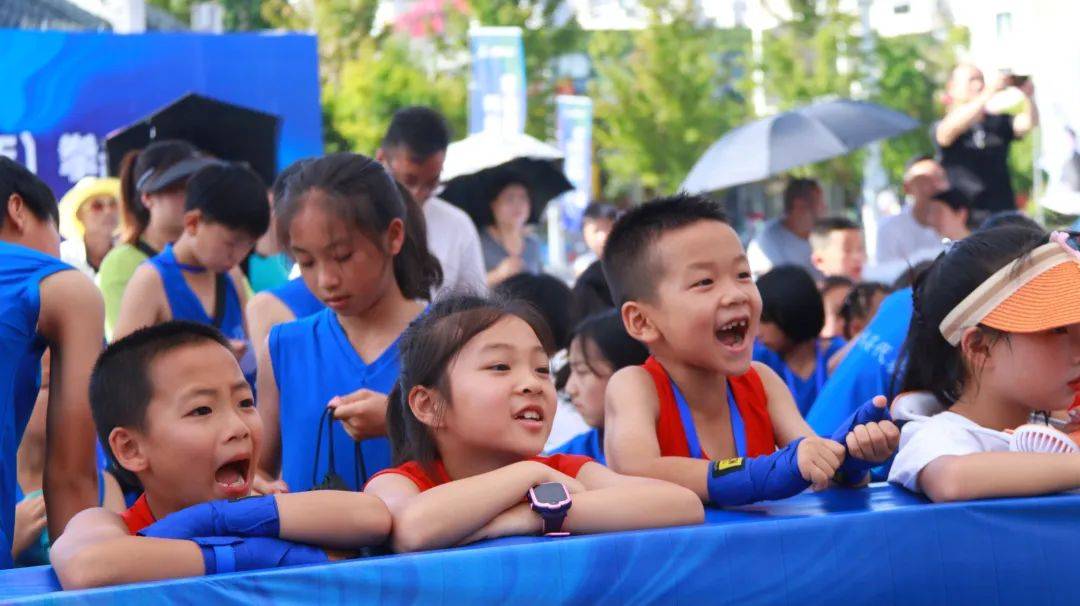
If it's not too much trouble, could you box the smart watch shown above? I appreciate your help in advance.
[528,482,572,536]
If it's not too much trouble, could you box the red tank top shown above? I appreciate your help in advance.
[367,454,593,492]
[643,356,776,459]
[121,494,156,535]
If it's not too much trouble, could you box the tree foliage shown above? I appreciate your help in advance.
[589,4,751,196]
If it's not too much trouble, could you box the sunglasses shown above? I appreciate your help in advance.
[84,197,118,213]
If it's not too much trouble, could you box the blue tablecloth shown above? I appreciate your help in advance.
[1,484,1074,605]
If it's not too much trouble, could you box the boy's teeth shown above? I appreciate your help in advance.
[521,410,541,421]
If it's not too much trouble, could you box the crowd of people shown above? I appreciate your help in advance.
[3,64,1078,593]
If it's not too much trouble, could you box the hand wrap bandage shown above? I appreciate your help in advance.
[191,536,328,574]
[140,495,280,540]
[830,399,892,485]
[706,438,808,506]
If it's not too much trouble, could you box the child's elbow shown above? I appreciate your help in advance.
[348,495,393,546]
[52,546,113,590]
[388,507,436,553]
[919,463,969,503]
[669,485,706,525]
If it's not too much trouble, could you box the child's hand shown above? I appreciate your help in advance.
[12,495,46,559]
[458,503,541,545]
[796,437,847,492]
[328,389,389,441]
[843,396,901,464]
[251,473,289,495]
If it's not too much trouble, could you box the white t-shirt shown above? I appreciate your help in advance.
[60,238,95,278]
[423,196,487,298]
[746,218,817,279]
[888,393,1010,494]
[875,205,943,268]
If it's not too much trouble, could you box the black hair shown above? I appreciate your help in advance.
[978,210,1043,232]
[821,275,855,296]
[839,282,890,340]
[0,157,57,228]
[809,216,861,251]
[270,158,311,204]
[185,163,270,239]
[117,140,200,244]
[892,260,935,291]
[571,259,614,325]
[275,152,442,301]
[757,265,824,344]
[783,178,821,213]
[494,273,574,351]
[380,106,451,160]
[896,226,1048,406]
[572,309,649,378]
[601,193,729,305]
[582,202,620,223]
[386,294,555,470]
[90,321,233,486]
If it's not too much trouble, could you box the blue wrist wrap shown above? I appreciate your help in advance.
[191,535,328,575]
[141,495,280,540]
[706,438,809,506]
[831,399,892,485]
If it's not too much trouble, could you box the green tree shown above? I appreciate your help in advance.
[589,4,751,196]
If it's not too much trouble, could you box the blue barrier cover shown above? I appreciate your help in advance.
[1,484,1074,605]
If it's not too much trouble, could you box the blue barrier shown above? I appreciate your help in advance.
[1,484,1074,605]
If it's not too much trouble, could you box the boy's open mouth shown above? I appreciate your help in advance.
[215,457,250,489]
[513,405,545,426]
[716,318,749,347]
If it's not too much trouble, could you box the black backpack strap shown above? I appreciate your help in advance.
[211,273,228,329]
[133,240,159,259]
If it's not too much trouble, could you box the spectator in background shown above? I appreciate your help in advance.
[571,257,614,325]
[926,188,975,243]
[97,140,215,339]
[240,189,291,293]
[494,273,574,352]
[481,174,543,287]
[934,64,1038,218]
[747,178,825,278]
[875,156,947,269]
[378,106,487,296]
[57,176,120,278]
[573,202,619,276]
[820,276,854,340]
[753,265,845,416]
[809,217,866,282]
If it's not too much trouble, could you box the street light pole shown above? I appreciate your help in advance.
[858,0,887,263]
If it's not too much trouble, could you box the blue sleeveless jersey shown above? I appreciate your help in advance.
[550,428,605,465]
[268,277,323,319]
[269,309,401,492]
[147,244,245,341]
[0,242,74,569]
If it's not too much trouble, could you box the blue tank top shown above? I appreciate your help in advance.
[268,277,323,319]
[269,309,405,492]
[550,428,605,465]
[0,241,74,569]
[147,244,245,340]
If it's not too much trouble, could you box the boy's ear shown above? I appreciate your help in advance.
[183,209,202,234]
[109,427,150,477]
[810,251,825,271]
[621,300,660,345]
[408,386,443,428]
[3,193,28,235]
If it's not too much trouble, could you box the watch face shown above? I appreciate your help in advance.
[532,482,569,505]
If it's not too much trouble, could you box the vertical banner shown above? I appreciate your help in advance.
[554,95,593,232]
[468,26,526,136]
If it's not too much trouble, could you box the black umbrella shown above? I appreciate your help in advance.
[440,157,573,226]
[105,93,281,185]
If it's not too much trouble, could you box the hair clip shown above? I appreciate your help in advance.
[1050,231,1080,263]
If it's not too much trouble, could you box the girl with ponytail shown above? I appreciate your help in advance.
[255,153,442,493]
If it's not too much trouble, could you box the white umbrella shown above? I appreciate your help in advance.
[441,131,564,182]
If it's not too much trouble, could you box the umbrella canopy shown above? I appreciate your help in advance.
[681,99,918,194]
[440,132,572,226]
[105,93,281,185]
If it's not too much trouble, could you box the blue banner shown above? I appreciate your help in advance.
[554,95,593,232]
[468,27,526,136]
[0,29,323,199]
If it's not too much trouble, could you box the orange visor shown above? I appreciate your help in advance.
[939,232,1080,345]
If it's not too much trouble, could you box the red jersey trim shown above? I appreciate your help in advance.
[367,454,593,493]
[644,356,776,459]
[121,494,156,535]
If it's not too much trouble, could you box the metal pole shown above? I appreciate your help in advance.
[858,0,887,264]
